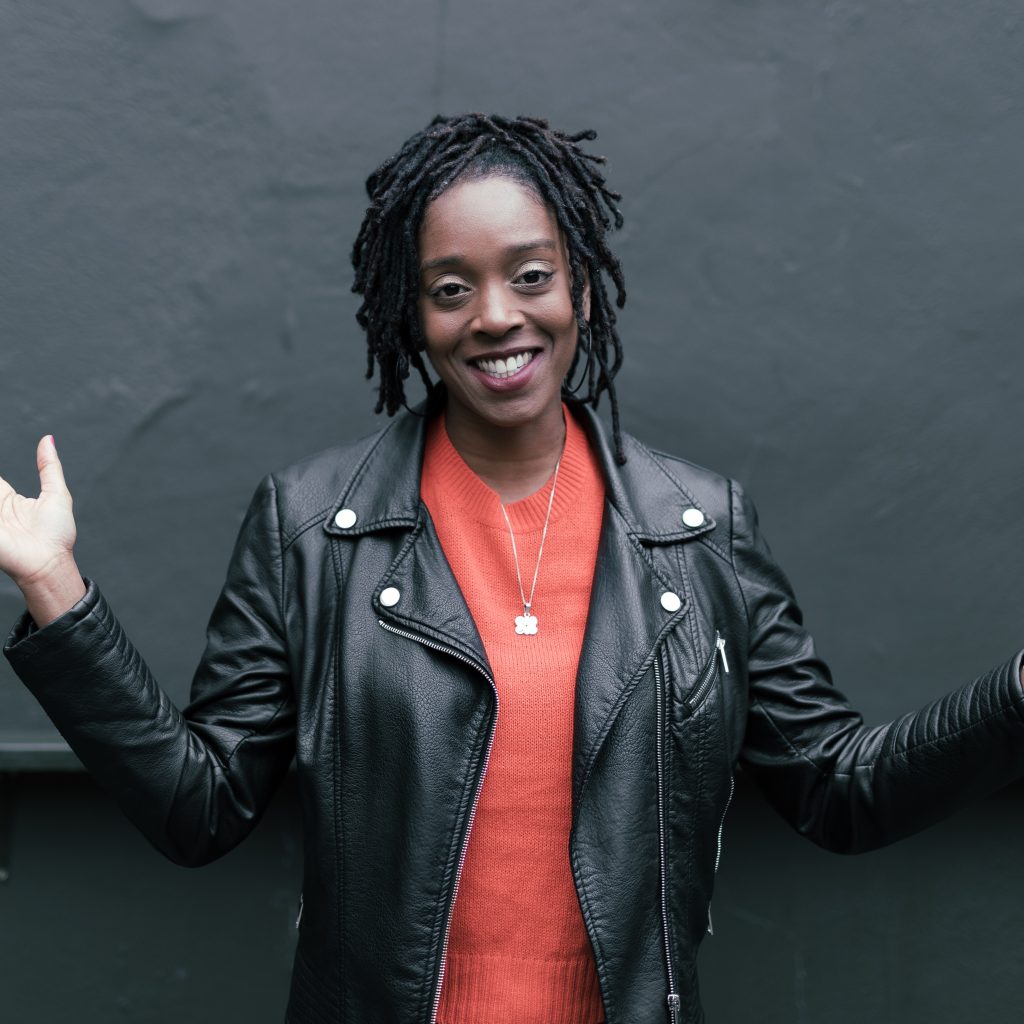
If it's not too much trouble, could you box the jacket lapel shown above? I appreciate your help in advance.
[374,514,493,678]
[569,405,712,811]
[322,402,492,677]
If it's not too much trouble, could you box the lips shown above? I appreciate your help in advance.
[471,350,536,379]
[464,346,544,392]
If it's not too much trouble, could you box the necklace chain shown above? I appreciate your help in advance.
[499,455,562,635]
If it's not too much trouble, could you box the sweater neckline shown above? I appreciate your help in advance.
[421,405,596,533]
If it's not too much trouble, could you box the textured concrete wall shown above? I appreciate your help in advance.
[1,1,1022,1020]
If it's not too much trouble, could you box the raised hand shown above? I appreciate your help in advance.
[0,435,85,625]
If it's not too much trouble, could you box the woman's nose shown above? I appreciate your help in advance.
[473,283,525,337]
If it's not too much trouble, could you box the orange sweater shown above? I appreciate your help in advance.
[420,407,606,1024]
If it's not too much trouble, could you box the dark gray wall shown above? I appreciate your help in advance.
[1,1,1022,1020]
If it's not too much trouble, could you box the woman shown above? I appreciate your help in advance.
[3,114,1024,1024]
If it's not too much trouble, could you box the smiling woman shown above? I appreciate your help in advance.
[2,113,1024,1024]
[416,175,584,499]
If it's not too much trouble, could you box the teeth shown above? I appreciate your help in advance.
[475,351,535,379]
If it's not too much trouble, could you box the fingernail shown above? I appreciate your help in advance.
[48,434,56,449]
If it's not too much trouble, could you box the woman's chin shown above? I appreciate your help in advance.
[448,386,565,437]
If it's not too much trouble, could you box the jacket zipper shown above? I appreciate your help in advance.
[295,891,303,929]
[705,633,731,936]
[706,772,734,936]
[653,652,681,1024]
[377,619,498,1024]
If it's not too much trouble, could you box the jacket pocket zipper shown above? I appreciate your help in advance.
[653,651,681,1024]
[686,631,729,713]
[295,891,304,929]
[377,619,498,1024]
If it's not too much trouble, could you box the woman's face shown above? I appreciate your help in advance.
[416,174,588,435]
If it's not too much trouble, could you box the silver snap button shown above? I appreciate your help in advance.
[660,591,682,613]
[379,587,401,608]
[334,508,357,529]
[682,508,705,528]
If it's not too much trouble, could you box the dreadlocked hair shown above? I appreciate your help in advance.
[351,112,629,463]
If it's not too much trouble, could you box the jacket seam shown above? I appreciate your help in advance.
[673,544,700,661]
[833,703,1023,772]
[269,475,287,633]
[635,438,705,515]
[696,534,732,564]
[753,692,1023,778]
[328,529,347,1023]
[731,478,831,786]
[570,842,612,1022]
[728,480,753,635]
[222,697,292,768]
[218,474,291,767]
[659,647,686,990]
[284,506,333,549]
[749,696,831,781]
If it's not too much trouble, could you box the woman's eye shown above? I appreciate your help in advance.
[517,269,553,287]
[431,282,466,299]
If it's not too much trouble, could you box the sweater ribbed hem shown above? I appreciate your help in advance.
[436,951,605,1024]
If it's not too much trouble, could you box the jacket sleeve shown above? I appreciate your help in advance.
[2,473,296,866]
[732,478,1024,853]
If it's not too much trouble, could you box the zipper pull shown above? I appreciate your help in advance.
[716,632,729,674]
[667,992,681,1024]
[707,905,714,935]
[295,892,304,929]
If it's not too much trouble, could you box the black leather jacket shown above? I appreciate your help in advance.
[6,401,1024,1024]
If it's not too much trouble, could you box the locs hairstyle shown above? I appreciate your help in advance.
[351,113,629,462]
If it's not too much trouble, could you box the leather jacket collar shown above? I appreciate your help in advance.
[322,397,717,545]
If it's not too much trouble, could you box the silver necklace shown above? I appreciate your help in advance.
[499,456,562,636]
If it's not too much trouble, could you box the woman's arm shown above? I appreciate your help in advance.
[2,447,295,867]
[731,479,1024,854]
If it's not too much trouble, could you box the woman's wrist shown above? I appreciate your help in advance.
[18,554,87,629]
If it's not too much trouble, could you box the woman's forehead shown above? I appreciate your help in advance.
[418,175,562,262]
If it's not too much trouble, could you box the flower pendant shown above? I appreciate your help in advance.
[515,612,538,636]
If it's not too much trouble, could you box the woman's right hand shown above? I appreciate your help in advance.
[0,435,79,592]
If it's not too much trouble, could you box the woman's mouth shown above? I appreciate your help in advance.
[472,350,536,380]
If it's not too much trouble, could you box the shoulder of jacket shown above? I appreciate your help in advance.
[261,423,394,544]
[630,435,737,541]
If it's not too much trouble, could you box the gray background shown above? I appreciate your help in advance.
[1,0,1022,1020]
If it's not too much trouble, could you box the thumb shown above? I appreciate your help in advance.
[37,435,69,497]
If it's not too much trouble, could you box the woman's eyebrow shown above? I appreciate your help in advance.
[420,238,558,274]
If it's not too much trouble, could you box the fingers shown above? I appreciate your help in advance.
[36,435,69,497]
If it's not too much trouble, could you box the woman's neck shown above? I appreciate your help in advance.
[443,402,567,504]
